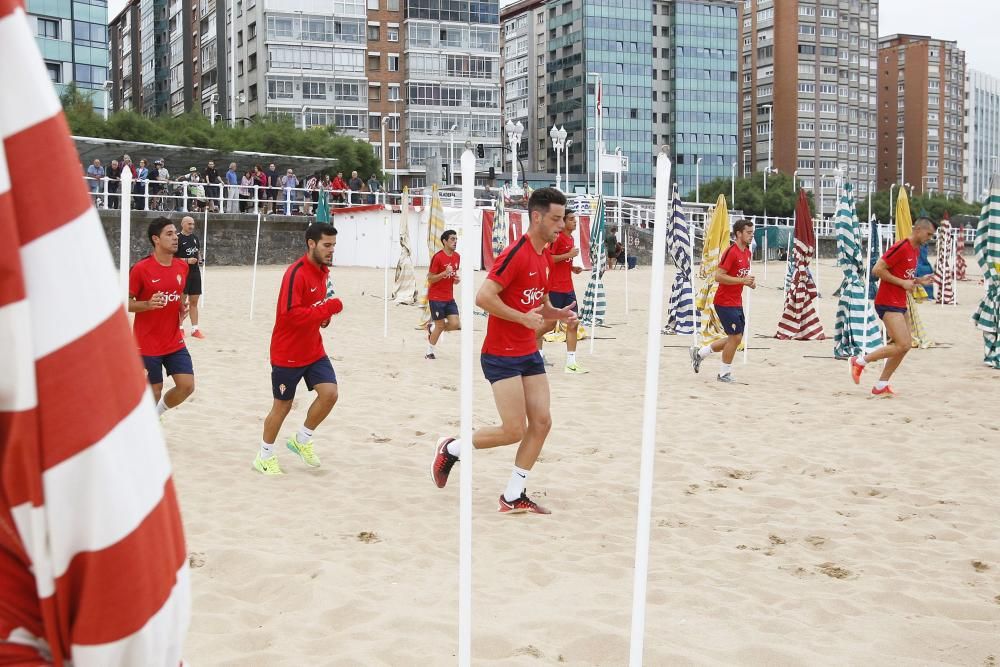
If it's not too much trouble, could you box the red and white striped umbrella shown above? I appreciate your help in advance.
[0,1,190,663]
[776,189,826,340]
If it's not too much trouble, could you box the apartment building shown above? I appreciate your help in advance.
[28,0,109,111]
[500,0,546,178]
[877,34,966,198]
[741,0,880,214]
[963,68,999,203]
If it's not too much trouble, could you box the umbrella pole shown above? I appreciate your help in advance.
[201,207,209,307]
[384,214,390,337]
[623,219,629,317]
[763,223,768,283]
[250,212,261,320]
[589,204,603,355]
[743,285,751,364]
[687,193,698,345]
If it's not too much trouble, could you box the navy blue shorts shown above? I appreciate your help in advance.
[480,352,546,384]
[548,290,578,313]
[875,304,907,320]
[142,347,194,385]
[716,305,746,335]
[184,267,202,295]
[271,356,337,400]
[429,299,459,321]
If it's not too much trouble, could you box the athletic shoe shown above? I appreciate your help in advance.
[253,452,284,475]
[717,373,735,383]
[689,346,702,374]
[425,352,436,360]
[191,330,206,339]
[871,385,896,397]
[431,437,459,488]
[498,491,551,515]
[849,356,864,384]
[286,436,321,467]
[564,362,589,374]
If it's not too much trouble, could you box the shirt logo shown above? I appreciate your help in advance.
[521,287,545,306]
[528,271,537,277]
[279,383,287,396]
[310,287,318,292]
[176,274,182,285]
[151,278,161,283]
[904,268,916,279]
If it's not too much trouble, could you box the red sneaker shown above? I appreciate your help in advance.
[849,356,864,384]
[498,491,551,515]
[431,437,458,488]
[191,330,206,339]
[871,385,895,397]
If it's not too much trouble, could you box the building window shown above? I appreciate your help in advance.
[303,81,325,100]
[38,17,59,39]
[368,0,378,8]
[388,85,400,101]
[45,61,61,82]
[268,79,293,99]
[369,85,380,101]
[248,84,257,101]
[387,27,398,41]
[388,54,399,71]
[368,24,379,40]
[248,53,257,71]
[248,22,256,39]
[368,54,380,70]
[387,0,398,9]
[369,114,382,130]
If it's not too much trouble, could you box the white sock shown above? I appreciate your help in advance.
[192,325,199,332]
[503,466,530,502]
[856,356,868,366]
[719,363,732,376]
[446,437,461,458]
[296,425,314,444]
[874,380,889,390]
[698,345,713,359]
[156,397,168,416]
[427,343,435,355]
[566,351,576,365]
[260,441,274,458]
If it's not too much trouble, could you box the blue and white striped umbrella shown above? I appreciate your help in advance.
[580,195,607,327]
[663,183,695,335]
[832,182,881,358]
[972,174,1000,368]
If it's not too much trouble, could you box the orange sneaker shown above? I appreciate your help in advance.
[871,385,895,397]
[849,356,865,385]
[191,330,205,339]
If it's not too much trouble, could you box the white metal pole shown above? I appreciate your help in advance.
[201,207,208,307]
[743,271,752,364]
[687,186,698,344]
[565,139,572,192]
[620,176,628,316]
[118,166,133,302]
[763,169,768,282]
[383,214,390,336]
[249,212,261,319]
[229,0,236,127]
[628,148,671,667]
[457,147,476,667]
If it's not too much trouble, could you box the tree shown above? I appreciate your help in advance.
[857,188,983,223]
[696,171,813,218]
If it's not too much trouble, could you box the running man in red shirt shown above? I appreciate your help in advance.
[690,219,756,383]
[128,217,195,417]
[430,188,578,514]
[425,229,461,359]
[849,217,936,395]
[539,204,587,373]
[254,223,345,475]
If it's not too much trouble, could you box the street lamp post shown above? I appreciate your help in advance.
[381,116,390,190]
[899,133,906,186]
[209,93,219,127]
[102,80,112,121]
[742,149,750,178]
[550,124,567,191]
[792,169,800,192]
[300,105,309,131]
[449,123,458,186]
[391,96,399,192]
[565,138,573,193]
[905,182,913,198]
[730,161,737,208]
[889,183,896,227]
[763,103,773,175]
[695,156,703,204]
[505,119,524,192]
[587,72,602,196]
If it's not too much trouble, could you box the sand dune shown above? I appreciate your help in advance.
[167,258,1000,666]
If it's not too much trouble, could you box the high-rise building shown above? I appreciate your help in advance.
[741,0,879,214]
[27,0,110,112]
[109,1,140,112]
[964,68,1000,203]
[877,34,966,198]
[500,0,545,179]
[654,0,739,199]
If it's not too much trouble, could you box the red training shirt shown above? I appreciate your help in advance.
[713,244,751,307]
[548,231,575,293]
[427,249,460,302]
[270,254,344,366]
[482,236,552,357]
[874,239,919,308]
[129,255,189,356]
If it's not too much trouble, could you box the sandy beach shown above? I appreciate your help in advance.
[168,256,999,666]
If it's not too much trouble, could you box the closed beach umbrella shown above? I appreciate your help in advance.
[868,215,881,300]
[776,189,825,340]
[694,194,731,345]
[580,195,608,327]
[894,187,931,347]
[491,195,508,258]
[393,187,418,304]
[418,185,446,327]
[663,183,696,335]
[972,175,1000,368]
[955,223,968,280]
[315,188,330,223]
[832,183,880,357]
[933,211,957,305]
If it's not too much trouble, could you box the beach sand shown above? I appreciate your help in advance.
[169,257,1000,666]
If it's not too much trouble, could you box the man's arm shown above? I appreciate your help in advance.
[281,278,344,325]
[128,293,166,312]
[551,247,579,262]
[873,258,915,291]
[475,279,540,329]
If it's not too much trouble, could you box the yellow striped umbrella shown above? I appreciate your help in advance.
[418,184,446,328]
[894,187,932,347]
[694,194,731,346]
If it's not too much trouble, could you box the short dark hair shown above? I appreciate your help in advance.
[441,229,456,243]
[306,223,337,245]
[527,187,567,220]
[732,219,754,235]
[148,217,175,245]
[914,217,935,230]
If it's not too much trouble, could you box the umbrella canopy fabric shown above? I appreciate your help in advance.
[579,195,608,327]
[972,175,1000,368]
[315,188,331,223]
[491,195,508,258]
[694,194,731,345]
[933,212,957,305]
[832,183,880,357]
[663,183,696,335]
[894,187,932,347]
[955,226,968,280]
[776,189,826,340]
[868,217,882,300]
[393,188,418,304]
[418,185,446,327]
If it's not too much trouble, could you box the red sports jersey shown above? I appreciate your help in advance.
[270,254,344,366]
[875,239,919,308]
[129,255,189,356]
[482,236,552,356]
[427,249,460,302]
[714,244,751,307]
[548,231,575,293]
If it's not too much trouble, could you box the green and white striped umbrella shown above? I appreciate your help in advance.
[972,175,1000,369]
[832,182,881,358]
[579,195,607,327]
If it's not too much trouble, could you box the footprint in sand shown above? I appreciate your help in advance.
[817,562,854,579]
[684,484,700,495]
[769,534,787,546]
[357,531,381,544]
[370,433,391,443]
[188,552,206,568]
[804,536,828,549]
[972,561,991,572]
[512,645,543,658]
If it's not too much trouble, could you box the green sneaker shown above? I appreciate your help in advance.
[286,436,321,467]
[563,362,589,374]
[253,452,284,475]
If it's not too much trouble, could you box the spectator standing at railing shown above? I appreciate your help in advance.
[304,173,318,215]
[281,168,299,215]
[367,174,382,204]
[134,158,150,209]
[86,158,104,204]
[253,164,267,210]
[348,170,363,205]
[203,161,222,213]
[106,158,122,209]
[226,162,239,213]
[121,154,138,179]
[152,159,169,211]
[332,171,347,204]
[265,162,280,213]
[240,170,254,212]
